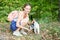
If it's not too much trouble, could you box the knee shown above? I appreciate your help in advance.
[21,22,27,26]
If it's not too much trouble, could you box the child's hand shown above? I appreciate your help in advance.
[28,29,30,31]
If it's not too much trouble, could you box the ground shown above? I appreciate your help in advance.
[0,22,60,40]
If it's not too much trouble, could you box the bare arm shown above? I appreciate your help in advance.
[16,11,30,31]
[7,10,18,22]
[7,11,13,22]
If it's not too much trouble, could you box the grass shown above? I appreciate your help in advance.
[0,22,60,40]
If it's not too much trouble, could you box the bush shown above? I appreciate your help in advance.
[0,0,58,23]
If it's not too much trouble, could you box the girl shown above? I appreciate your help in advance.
[8,4,31,36]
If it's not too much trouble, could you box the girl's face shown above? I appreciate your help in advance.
[24,5,31,14]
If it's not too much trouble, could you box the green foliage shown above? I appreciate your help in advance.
[0,0,58,23]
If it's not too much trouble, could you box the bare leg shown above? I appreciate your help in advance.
[15,23,29,32]
[13,27,23,36]
[20,22,29,35]
[15,27,21,31]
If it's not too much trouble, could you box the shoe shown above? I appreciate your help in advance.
[20,29,27,35]
[13,31,23,36]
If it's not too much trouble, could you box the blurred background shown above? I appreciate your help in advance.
[0,0,58,23]
[0,0,59,40]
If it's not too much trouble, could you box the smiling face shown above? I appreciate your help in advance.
[24,5,31,14]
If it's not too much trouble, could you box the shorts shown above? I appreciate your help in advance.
[10,20,17,32]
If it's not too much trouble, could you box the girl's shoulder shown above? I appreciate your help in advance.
[18,11,24,15]
[9,10,19,15]
[19,11,24,13]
